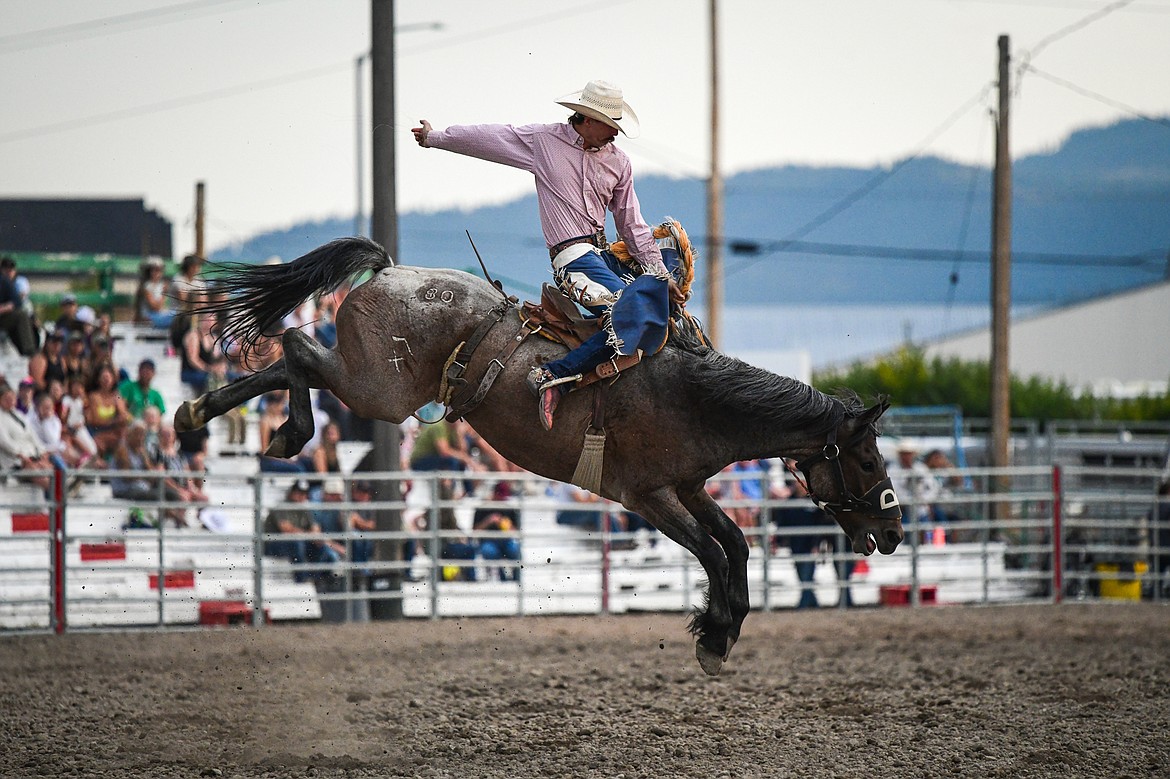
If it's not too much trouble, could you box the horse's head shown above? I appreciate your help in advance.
[796,397,903,556]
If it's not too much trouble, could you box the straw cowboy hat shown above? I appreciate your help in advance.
[555,79,640,138]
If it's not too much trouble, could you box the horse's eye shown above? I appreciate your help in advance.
[861,460,876,474]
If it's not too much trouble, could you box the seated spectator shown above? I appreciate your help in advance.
[310,419,343,476]
[133,257,176,328]
[27,331,68,391]
[154,425,208,527]
[314,478,374,573]
[54,294,85,339]
[88,334,121,384]
[409,409,483,499]
[257,389,306,473]
[727,459,769,542]
[923,448,964,527]
[59,376,98,463]
[27,390,83,469]
[118,359,166,420]
[549,482,648,540]
[85,363,132,459]
[552,482,609,530]
[472,481,521,581]
[170,254,205,314]
[180,312,227,396]
[15,377,36,416]
[109,421,160,503]
[314,292,339,349]
[142,405,163,457]
[175,419,210,469]
[263,479,343,582]
[437,498,478,582]
[0,257,38,356]
[0,256,33,316]
[62,332,91,387]
[0,381,55,492]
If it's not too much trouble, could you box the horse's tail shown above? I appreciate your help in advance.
[199,236,393,360]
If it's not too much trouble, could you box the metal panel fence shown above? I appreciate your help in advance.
[1,464,1166,634]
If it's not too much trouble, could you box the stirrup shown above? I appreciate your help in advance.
[525,366,581,397]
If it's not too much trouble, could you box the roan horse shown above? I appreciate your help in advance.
[175,237,904,675]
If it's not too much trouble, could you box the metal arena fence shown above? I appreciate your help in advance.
[0,464,1166,634]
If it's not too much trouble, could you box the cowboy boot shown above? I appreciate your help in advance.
[525,367,579,431]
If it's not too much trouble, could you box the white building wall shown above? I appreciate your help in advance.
[922,281,1170,392]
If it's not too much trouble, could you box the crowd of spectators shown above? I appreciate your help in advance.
[0,254,219,525]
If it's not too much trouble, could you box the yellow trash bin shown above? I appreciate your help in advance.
[1095,561,1148,601]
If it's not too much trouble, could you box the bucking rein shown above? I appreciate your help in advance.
[432,219,704,493]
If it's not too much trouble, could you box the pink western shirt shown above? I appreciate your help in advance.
[425,122,666,275]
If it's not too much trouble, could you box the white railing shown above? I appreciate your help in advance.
[0,464,1166,633]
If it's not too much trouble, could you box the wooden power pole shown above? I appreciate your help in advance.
[705,0,723,349]
[368,0,403,619]
[990,35,1013,481]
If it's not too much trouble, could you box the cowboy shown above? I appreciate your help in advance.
[412,79,684,430]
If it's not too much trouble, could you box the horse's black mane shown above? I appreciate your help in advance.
[668,315,861,434]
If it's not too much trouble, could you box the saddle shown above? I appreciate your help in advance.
[520,285,643,389]
[519,217,704,388]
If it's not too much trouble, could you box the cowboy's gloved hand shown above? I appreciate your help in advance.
[412,120,433,147]
[668,279,687,305]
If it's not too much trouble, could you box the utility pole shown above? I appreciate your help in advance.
[367,0,403,619]
[194,181,206,258]
[990,35,1012,492]
[355,54,367,236]
[705,0,723,348]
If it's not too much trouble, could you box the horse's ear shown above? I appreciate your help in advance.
[856,395,890,427]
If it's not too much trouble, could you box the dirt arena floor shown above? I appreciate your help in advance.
[2,602,1168,779]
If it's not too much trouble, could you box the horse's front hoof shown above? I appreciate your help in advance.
[695,644,724,676]
[174,399,205,432]
[264,435,289,459]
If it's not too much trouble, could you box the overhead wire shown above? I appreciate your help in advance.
[0,61,352,145]
[0,0,291,54]
[943,104,994,326]
[1020,64,1170,129]
[724,81,995,279]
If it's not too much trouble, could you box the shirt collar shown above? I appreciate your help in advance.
[560,122,607,154]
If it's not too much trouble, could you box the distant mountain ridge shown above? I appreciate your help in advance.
[212,118,1170,307]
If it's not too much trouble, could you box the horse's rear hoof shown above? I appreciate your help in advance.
[174,399,204,432]
[696,644,724,676]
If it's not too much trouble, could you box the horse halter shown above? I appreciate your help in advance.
[791,427,901,521]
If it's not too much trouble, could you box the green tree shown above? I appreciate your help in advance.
[813,346,1170,422]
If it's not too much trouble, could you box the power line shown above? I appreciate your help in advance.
[1021,64,1170,129]
[397,0,642,57]
[0,0,290,54]
[725,81,995,279]
[0,61,351,145]
[1023,0,1137,62]
[716,237,1165,270]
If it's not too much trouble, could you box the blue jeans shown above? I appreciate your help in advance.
[544,251,627,380]
[259,456,307,474]
[479,538,521,581]
[544,247,679,380]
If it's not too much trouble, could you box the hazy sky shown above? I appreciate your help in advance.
[2,0,1168,259]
